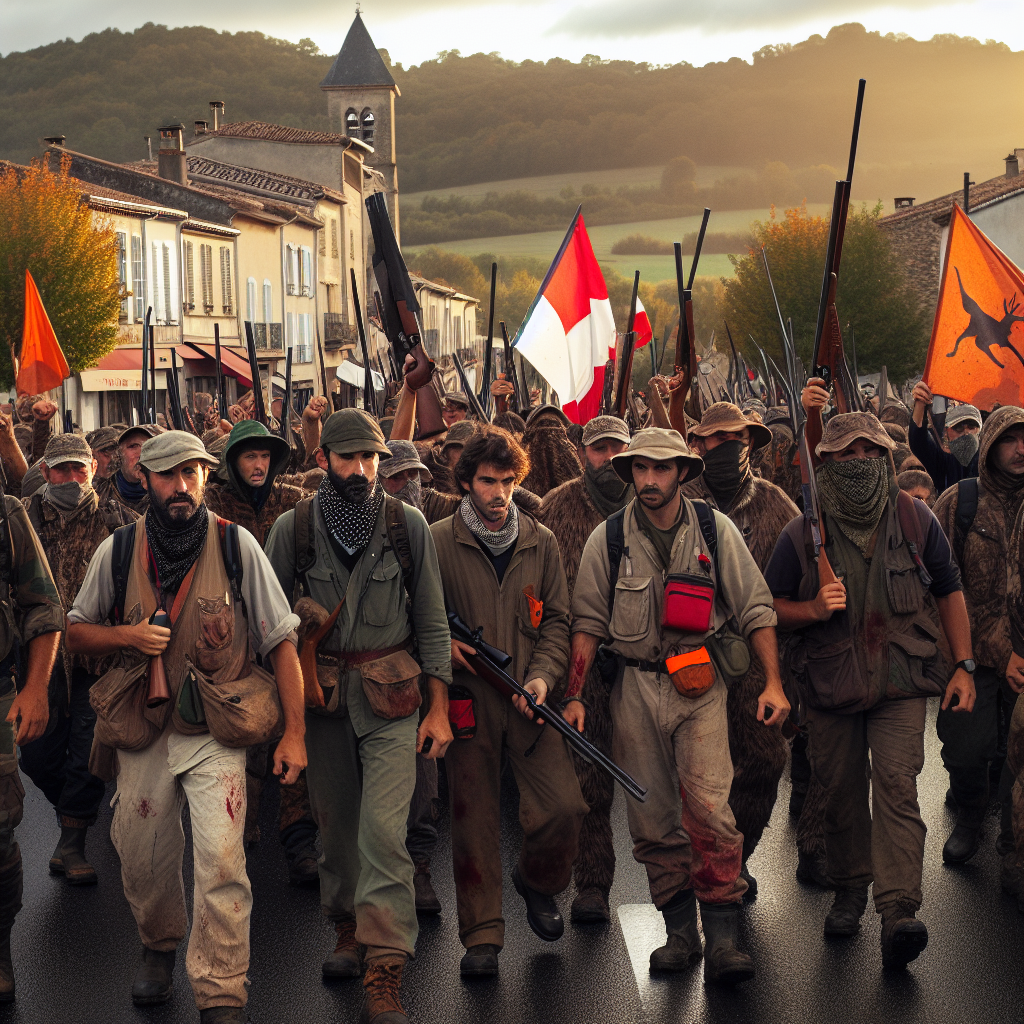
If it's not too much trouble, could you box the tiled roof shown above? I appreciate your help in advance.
[80,183,186,217]
[880,170,1024,227]
[201,121,349,146]
[320,14,396,90]
[186,156,345,205]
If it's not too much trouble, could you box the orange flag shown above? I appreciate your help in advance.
[17,270,70,396]
[924,204,1024,411]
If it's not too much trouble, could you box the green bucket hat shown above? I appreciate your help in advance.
[215,420,291,489]
[320,409,391,458]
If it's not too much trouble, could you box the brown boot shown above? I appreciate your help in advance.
[413,863,441,915]
[0,846,23,1003]
[49,826,97,886]
[322,916,365,979]
[361,958,407,1024]
[880,900,928,970]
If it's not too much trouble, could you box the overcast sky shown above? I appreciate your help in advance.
[0,0,1020,65]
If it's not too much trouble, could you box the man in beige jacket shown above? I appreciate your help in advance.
[568,428,788,986]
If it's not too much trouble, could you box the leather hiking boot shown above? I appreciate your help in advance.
[512,866,563,941]
[796,849,833,889]
[460,944,500,976]
[199,1008,248,1023]
[823,887,869,937]
[361,959,408,1024]
[131,947,176,1005]
[49,827,97,886]
[323,917,364,979]
[650,889,702,972]
[570,886,610,924]
[286,842,320,887]
[740,863,758,902]
[413,864,441,915]
[942,819,982,865]
[698,902,755,986]
[880,901,928,970]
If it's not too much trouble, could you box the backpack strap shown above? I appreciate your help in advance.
[952,477,979,569]
[692,500,719,571]
[383,496,414,587]
[26,494,43,537]
[293,497,316,597]
[217,518,244,605]
[111,521,138,625]
[896,489,933,589]
[605,506,627,618]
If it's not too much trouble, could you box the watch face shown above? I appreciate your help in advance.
[960,659,977,673]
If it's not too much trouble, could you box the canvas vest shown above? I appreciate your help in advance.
[124,512,251,737]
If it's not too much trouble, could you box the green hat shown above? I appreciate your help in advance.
[139,430,220,473]
[319,409,391,458]
[215,420,290,490]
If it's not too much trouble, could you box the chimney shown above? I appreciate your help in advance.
[157,124,187,185]
[43,135,66,147]
[894,196,915,209]
[194,120,209,136]
[145,135,153,161]
[209,101,224,131]
[1007,153,1021,178]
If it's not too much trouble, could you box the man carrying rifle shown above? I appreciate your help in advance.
[265,410,452,1024]
[430,425,587,978]
[570,428,784,985]
[765,406,975,969]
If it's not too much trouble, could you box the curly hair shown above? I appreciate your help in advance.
[455,425,530,489]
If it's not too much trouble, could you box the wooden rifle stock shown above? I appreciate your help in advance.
[479,262,497,417]
[614,271,641,420]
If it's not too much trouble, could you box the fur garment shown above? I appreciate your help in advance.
[521,423,582,499]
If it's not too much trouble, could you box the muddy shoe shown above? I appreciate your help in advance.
[131,947,176,1005]
[796,849,833,889]
[824,887,868,937]
[699,902,755,986]
[199,1008,248,1023]
[650,889,701,971]
[880,901,928,969]
[942,820,982,865]
[49,827,97,886]
[570,887,610,924]
[286,842,320,887]
[322,916,364,979]
[413,864,441,915]
[460,944,499,976]
[512,866,563,941]
[361,959,408,1024]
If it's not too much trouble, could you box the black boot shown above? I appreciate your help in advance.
[880,900,928,969]
[740,863,758,902]
[649,889,702,971]
[796,849,833,889]
[49,825,97,886]
[570,886,610,924]
[459,944,499,977]
[199,1008,248,1023]
[413,863,441,915]
[823,887,869,937]
[942,808,984,865]
[511,866,563,941]
[131,947,176,1005]
[698,902,755,985]
[286,840,320,887]
[0,846,23,1004]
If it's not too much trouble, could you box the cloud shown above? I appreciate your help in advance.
[548,0,962,38]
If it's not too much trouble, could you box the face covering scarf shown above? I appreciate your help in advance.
[949,431,980,468]
[816,456,890,554]
[583,461,632,518]
[700,439,750,510]
[393,476,423,510]
[318,475,384,555]
[146,499,210,592]
[43,480,95,516]
[115,471,147,502]
[460,494,519,555]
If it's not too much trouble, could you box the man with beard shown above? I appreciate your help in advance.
[204,420,317,885]
[265,410,452,1024]
[95,424,163,516]
[520,405,583,499]
[909,381,981,493]
[765,409,975,970]
[932,408,1024,864]
[431,425,586,977]
[18,435,136,886]
[683,403,799,899]
[570,428,786,984]
[540,415,632,924]
[66,431,306,1024]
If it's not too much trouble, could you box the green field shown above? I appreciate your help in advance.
[403,205,840,283]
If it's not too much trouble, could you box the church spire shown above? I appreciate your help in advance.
[320,12,396,89]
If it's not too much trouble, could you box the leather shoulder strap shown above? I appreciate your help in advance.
[605,506,627,617]
[953,477,979,568]
[111,521,138,625]
[383,496,414,585]
[293,497,316,595]
[896,489,932,588]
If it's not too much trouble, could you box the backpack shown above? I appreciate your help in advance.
[952,477,980,569]
[111,518,243,625]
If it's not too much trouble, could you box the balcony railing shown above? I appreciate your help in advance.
[324,312,358,350]
[252,323,284,353]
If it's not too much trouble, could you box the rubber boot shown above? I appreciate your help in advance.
[942,810,983,865]
[649,888,702,971]
[740,863,758,902]
[49,825,97,886]
[285,840,320,887]
[880,900,928,969]
[0,845,23,1003]
[131,947,176,1005]
[360,956,408,1024]
[824,887,869,936]
[323,915,365,979]
[796,849,833,889]
[698,902,755,985]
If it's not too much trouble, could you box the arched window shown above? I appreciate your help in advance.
[345,110,359,136]
[360,109,375,145]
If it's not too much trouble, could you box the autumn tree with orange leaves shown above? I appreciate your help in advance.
[0,154,120,391]
[721,203,928,383]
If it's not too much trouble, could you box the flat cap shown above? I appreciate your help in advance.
[946,404,982,429]
[689,402,772,451]
[611,427,704,484]
[442,390,470,408]
[139,430,220,473]
[118,423,163,446]
[441,420,477,451]
[86,427,119,452]
[379,440,431,480]
[320,409,391,457]
[815,412,898,457]
[42,433,93,468]
[581,415,631,447]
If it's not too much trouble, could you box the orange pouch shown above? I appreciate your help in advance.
[661,574,714,633]
[523,585,543,629]
[666,647,715,699]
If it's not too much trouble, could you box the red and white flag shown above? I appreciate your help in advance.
[513,209,615,424]
[633,294,654,349]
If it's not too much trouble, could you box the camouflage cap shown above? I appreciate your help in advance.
[379,440,431,480]
[319,409,391,458]
[581,415,631,447]
[118,423,163,446]
[815,411,898,457]
[42,433,93,468]
[441,419,477,452]
[442,390,470,408]
[86,427,119,452]
[139,430,220,473]
[946,403,982,429]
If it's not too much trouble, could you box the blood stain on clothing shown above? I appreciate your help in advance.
[226,797,235,821]
[138,799,153,818]
[453,856,482,887]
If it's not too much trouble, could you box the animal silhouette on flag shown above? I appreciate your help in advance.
[924,204,1024,410]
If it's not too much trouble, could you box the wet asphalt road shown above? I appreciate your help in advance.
[3,698,1022,1024]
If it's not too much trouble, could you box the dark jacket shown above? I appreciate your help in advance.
[909,420,979,493]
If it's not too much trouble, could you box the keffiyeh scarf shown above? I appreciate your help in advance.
[459,495,519,555]
[318,478,385,554]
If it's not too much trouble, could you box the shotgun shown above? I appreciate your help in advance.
[315,324,331,410]
[213,322,228,421]
[243,321,267,425]
[282,344,293,441]
[165,349,185,430]
[499,321,521,414]
[614,271,641,420]
[140,306,152,425]
[669,208,710,432]
[479,262,497,417]
[452,352,489,422]
[351,268,378,419]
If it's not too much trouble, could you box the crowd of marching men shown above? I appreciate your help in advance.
[0,352,1019,1024]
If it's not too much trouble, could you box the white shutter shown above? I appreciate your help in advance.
[132,235,144,319]
[246,278,257,324]
[151,242,162,321]
[286,311,295,347]
[220,247,233,314]
[263,281,273,323]
[183,241,195,312]
[162,243,174,323]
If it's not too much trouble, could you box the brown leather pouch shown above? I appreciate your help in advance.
[90,659,163,751]
[359,650,423,720]
[666,647,716,700]
[191,659,285,748]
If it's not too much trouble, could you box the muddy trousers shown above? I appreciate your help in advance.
[304,710,419,958]
[805,697,927,913]
[611,669,746,907]
[110,728,251,1010]
[445,672,589,950]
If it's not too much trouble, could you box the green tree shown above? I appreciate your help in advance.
[0,155,120,390]
[720,202,928,382]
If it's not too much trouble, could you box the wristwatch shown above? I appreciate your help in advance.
[955,659,977,674]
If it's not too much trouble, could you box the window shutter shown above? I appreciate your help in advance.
[349,230,355,261]
[286,311,295,347]
[151,242,162,321]
[200,245,214,312]
[184,241,195,312]
[318,227,326,257]
[132,235,144,319]
[263,280,273,323]
[301,248,312,296]
[331,219,339,259]
[162,243,174,324]
[220,247,233,314]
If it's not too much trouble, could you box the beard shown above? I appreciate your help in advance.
[328,466,372,504]
[150,487,202,526]
[471,491,510,525]
[638,484,674,510]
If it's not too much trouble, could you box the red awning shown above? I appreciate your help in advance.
[96,347,173,371]
[179,344,254,388]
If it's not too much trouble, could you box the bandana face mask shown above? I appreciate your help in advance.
[949,431,980,468]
